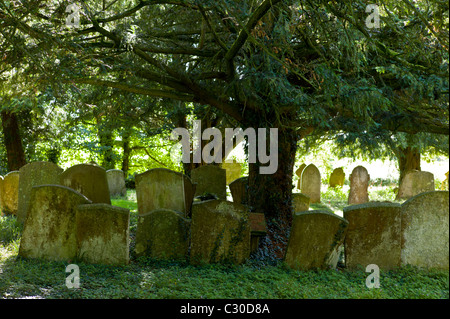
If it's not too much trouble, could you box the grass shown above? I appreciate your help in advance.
[0,188,448,300]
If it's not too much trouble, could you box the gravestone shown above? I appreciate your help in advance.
[16,162,63,223]
[135,168,195,218]
[396,170,435,200]
[191,165,227,200]
[190,199,251,265]
[106,169,127,197]
[229,177,248,205]
[0,171,19,216]
[292,193,310,213]
[19,185,91,261]
[348,166,370,205]
[295,163,306,190]
[300,164,321,203]
[59,163,111,205]
[75,203,130,265]
[221,161,242,185]
[135,209,190,260]
[329,168,345,188]
[248,212,267,254]
[284,210,348,270]
[400,191,449,269]
[343,202,402,270]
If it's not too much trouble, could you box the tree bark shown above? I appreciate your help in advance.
[397,146,421,184]
[1,110,27,171]
[121,128,131,175]
[247,126,298,260]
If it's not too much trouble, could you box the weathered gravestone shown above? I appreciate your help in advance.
[59,163,111,205]
[396,170,435,200]
[329,167,345,188]
[292,193,310,213]
[16,162,63,223]
[191,165,227,200]
[284,210,348,270]
[248,212,267,254]
[0,171,19,216]
[295,163,306,190]
[19,185,91,261]
[135,168,195,218]
[135,209,190,260]
[229,176,248,205]
[343,202,402,270]
[300,164,321,203]
[190,199,251,265]
[75,203,130,265]
[106,169,127,197]
[348,166,370,205]
[221,161,242,185]
[400,191,449,269]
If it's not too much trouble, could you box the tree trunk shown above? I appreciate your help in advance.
[397,146,421,184]
[96,117,116,170]
[1,110,27,171]
[121,128,131,175]
[247,126,298,260]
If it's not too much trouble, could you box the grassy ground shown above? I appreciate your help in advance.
[0,188,448,299]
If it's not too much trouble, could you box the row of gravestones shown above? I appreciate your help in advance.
[0,163,127,217]
[295,163,438,204]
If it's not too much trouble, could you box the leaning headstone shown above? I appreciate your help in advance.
[16,162,63,223]
[284,210,348,270]
[292,193,310,213]
[75,203,130,265]
[135,209,190,260]
[396,170,435,200]
[0,171,19,216]
[191,165,227,200]
[295,163,306,190]
[300,164,321,203]
[19,185,91,261]
[229,176,248,205]
[135,168,195,218]
[106,169,127,197]
[221,161,242,185]
[348,166,370,205]
[59,163,111,205]
[329,168,345,188]
[343,202,402,270]
[190,199,251,265]
[400,191,449,269]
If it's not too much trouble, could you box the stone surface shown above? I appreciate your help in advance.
[300,164,321,203]
[400,191,449,269]
[106,169,127,197]
[348,166,370,205]
[75,203,130,265]
[284,210,348,270]
[329,167,345,188]
[16,162,63,223]
[135,168,195,218]
[229,176,248,205]
[190,199,251,265]
[135,209,190,260]
[396,170,435,200]
[295,163,306,190]
[343,202,402,270]
[191,165,227,200]
[221,161,242,185]
[0,171,19,216]
[292,193,310,213]
[59,163,111,205]
[19,185,91,261]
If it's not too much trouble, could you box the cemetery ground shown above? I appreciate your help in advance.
[0,186,448,300]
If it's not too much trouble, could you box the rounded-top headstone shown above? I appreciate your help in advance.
[300,164,321,203]
[1,171,20,216]
[348,166,370,205]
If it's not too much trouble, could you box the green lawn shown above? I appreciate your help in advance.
[0,189,448,299]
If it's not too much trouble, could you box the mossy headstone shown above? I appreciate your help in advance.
[292,193,310,213]
[106,169,127,197]
[401,191,449,269]
[396,170,435,200]
[348,166,370,205]
[300,164,321,203]
[329,167,345,188]
[284,210,348,270]
[0,171,19,216]
[344,202,402,270]
[191,165,227,200]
